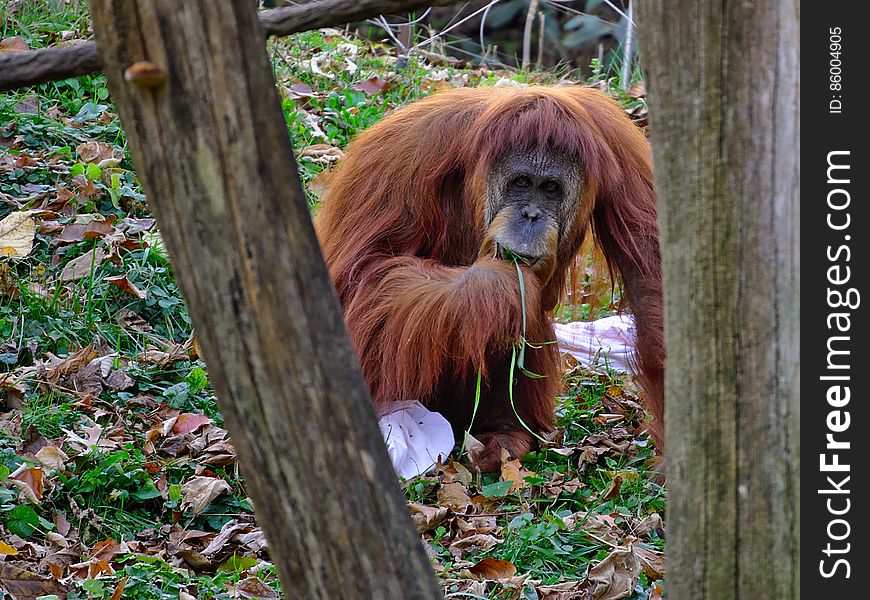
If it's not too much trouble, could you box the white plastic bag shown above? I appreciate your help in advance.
[552,314,636,372]
[378,400,455,480]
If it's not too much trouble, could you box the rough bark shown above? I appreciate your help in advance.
[1,0,460,91]
[635,1,800,598]
[86,1,442,598]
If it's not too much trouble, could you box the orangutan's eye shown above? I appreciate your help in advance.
[542,180,560,194]
[513,176,531,188]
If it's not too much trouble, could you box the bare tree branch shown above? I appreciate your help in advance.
[1,0,462,92]
[522,0,540,70]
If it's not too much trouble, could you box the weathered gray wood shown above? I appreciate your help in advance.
[1,0,460,91]
[86,1,442,598]
[635,1,800,598]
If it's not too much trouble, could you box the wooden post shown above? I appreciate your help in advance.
[86,2,442,598]
[635,1,799,598]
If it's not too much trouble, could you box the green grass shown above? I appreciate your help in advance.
[1,6,660,598]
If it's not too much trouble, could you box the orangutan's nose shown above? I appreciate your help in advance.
[521,205,541,221]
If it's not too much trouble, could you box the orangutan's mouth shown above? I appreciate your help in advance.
[495,242,540,267]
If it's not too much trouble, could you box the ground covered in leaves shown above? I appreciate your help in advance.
[1,4,662,599]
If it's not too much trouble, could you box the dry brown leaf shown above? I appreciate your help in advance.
[543,474,583,498]
[232,577,279,599]
[71,174,100,197]
[76,141,122,166]
[181,476,232,515]
[449,533,502,552]
[171,413,213,435]
[68,359,103,396]
[201,520,252,556]
[0,563,67,598]
[105,274,147,299]
[599,475,623,502]
[0,36,29,52]
[436,457,473,487]
[56,218,117,243]
[0,209,39,260]
[309,55,335,78]
[353,76,390,94]
[9,464,43,503]
[60,247,105,281]
[455,515,498,536]
[299,144,345,165]
[34,445,69,471]
[467,557,516,580]
[63,422,106,453]
[586,544,642,600]
[409,502,448,533]
[562,511,620,544]
[110,576,129,600]
[115,308,152,332]
[118,216,155,235]
[287,81,316,100]
[634,545,665,580]
[105,369,134,391]
[44,344,98,382]
[236,529,268,553]
[632,513,663,539]
[463,432,486,469]
[137,343,188,367]
[499,447,535,493]
[627,82,646,99]
[537,580,590,600]
[90,537,123,562]
[54,512,71,536]
[437,481,472,513]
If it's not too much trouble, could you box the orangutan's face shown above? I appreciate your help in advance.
[481,147,583,281]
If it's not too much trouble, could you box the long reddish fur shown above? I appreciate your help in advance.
[315,86,664,459]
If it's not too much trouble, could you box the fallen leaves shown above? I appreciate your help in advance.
[352,76,391,94]
[437,481,473,513]
[585,543,643,600]
[0,209,40,259]
[499,447,534,493]
[180,476,232,515]
[60,247,105,281]
[298,143,345,165]
[0,541,19,555]
[9,464,43,503]
[0,36,29,52]
[105,273,147,298]
[409,502,448,533]
[76,140,123,167]
[0,563,68,599]
[467,557,517,580]
[55,216,117,243]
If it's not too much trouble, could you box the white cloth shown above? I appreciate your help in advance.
[378,400,455,480]
[552,314,636,372]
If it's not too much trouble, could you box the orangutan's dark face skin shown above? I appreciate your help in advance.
[480,148,583,282]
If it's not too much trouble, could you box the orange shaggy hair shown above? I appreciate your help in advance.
[315,86,664,467]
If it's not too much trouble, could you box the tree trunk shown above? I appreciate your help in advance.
[86,2,442,598]
[635,2,799,598]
